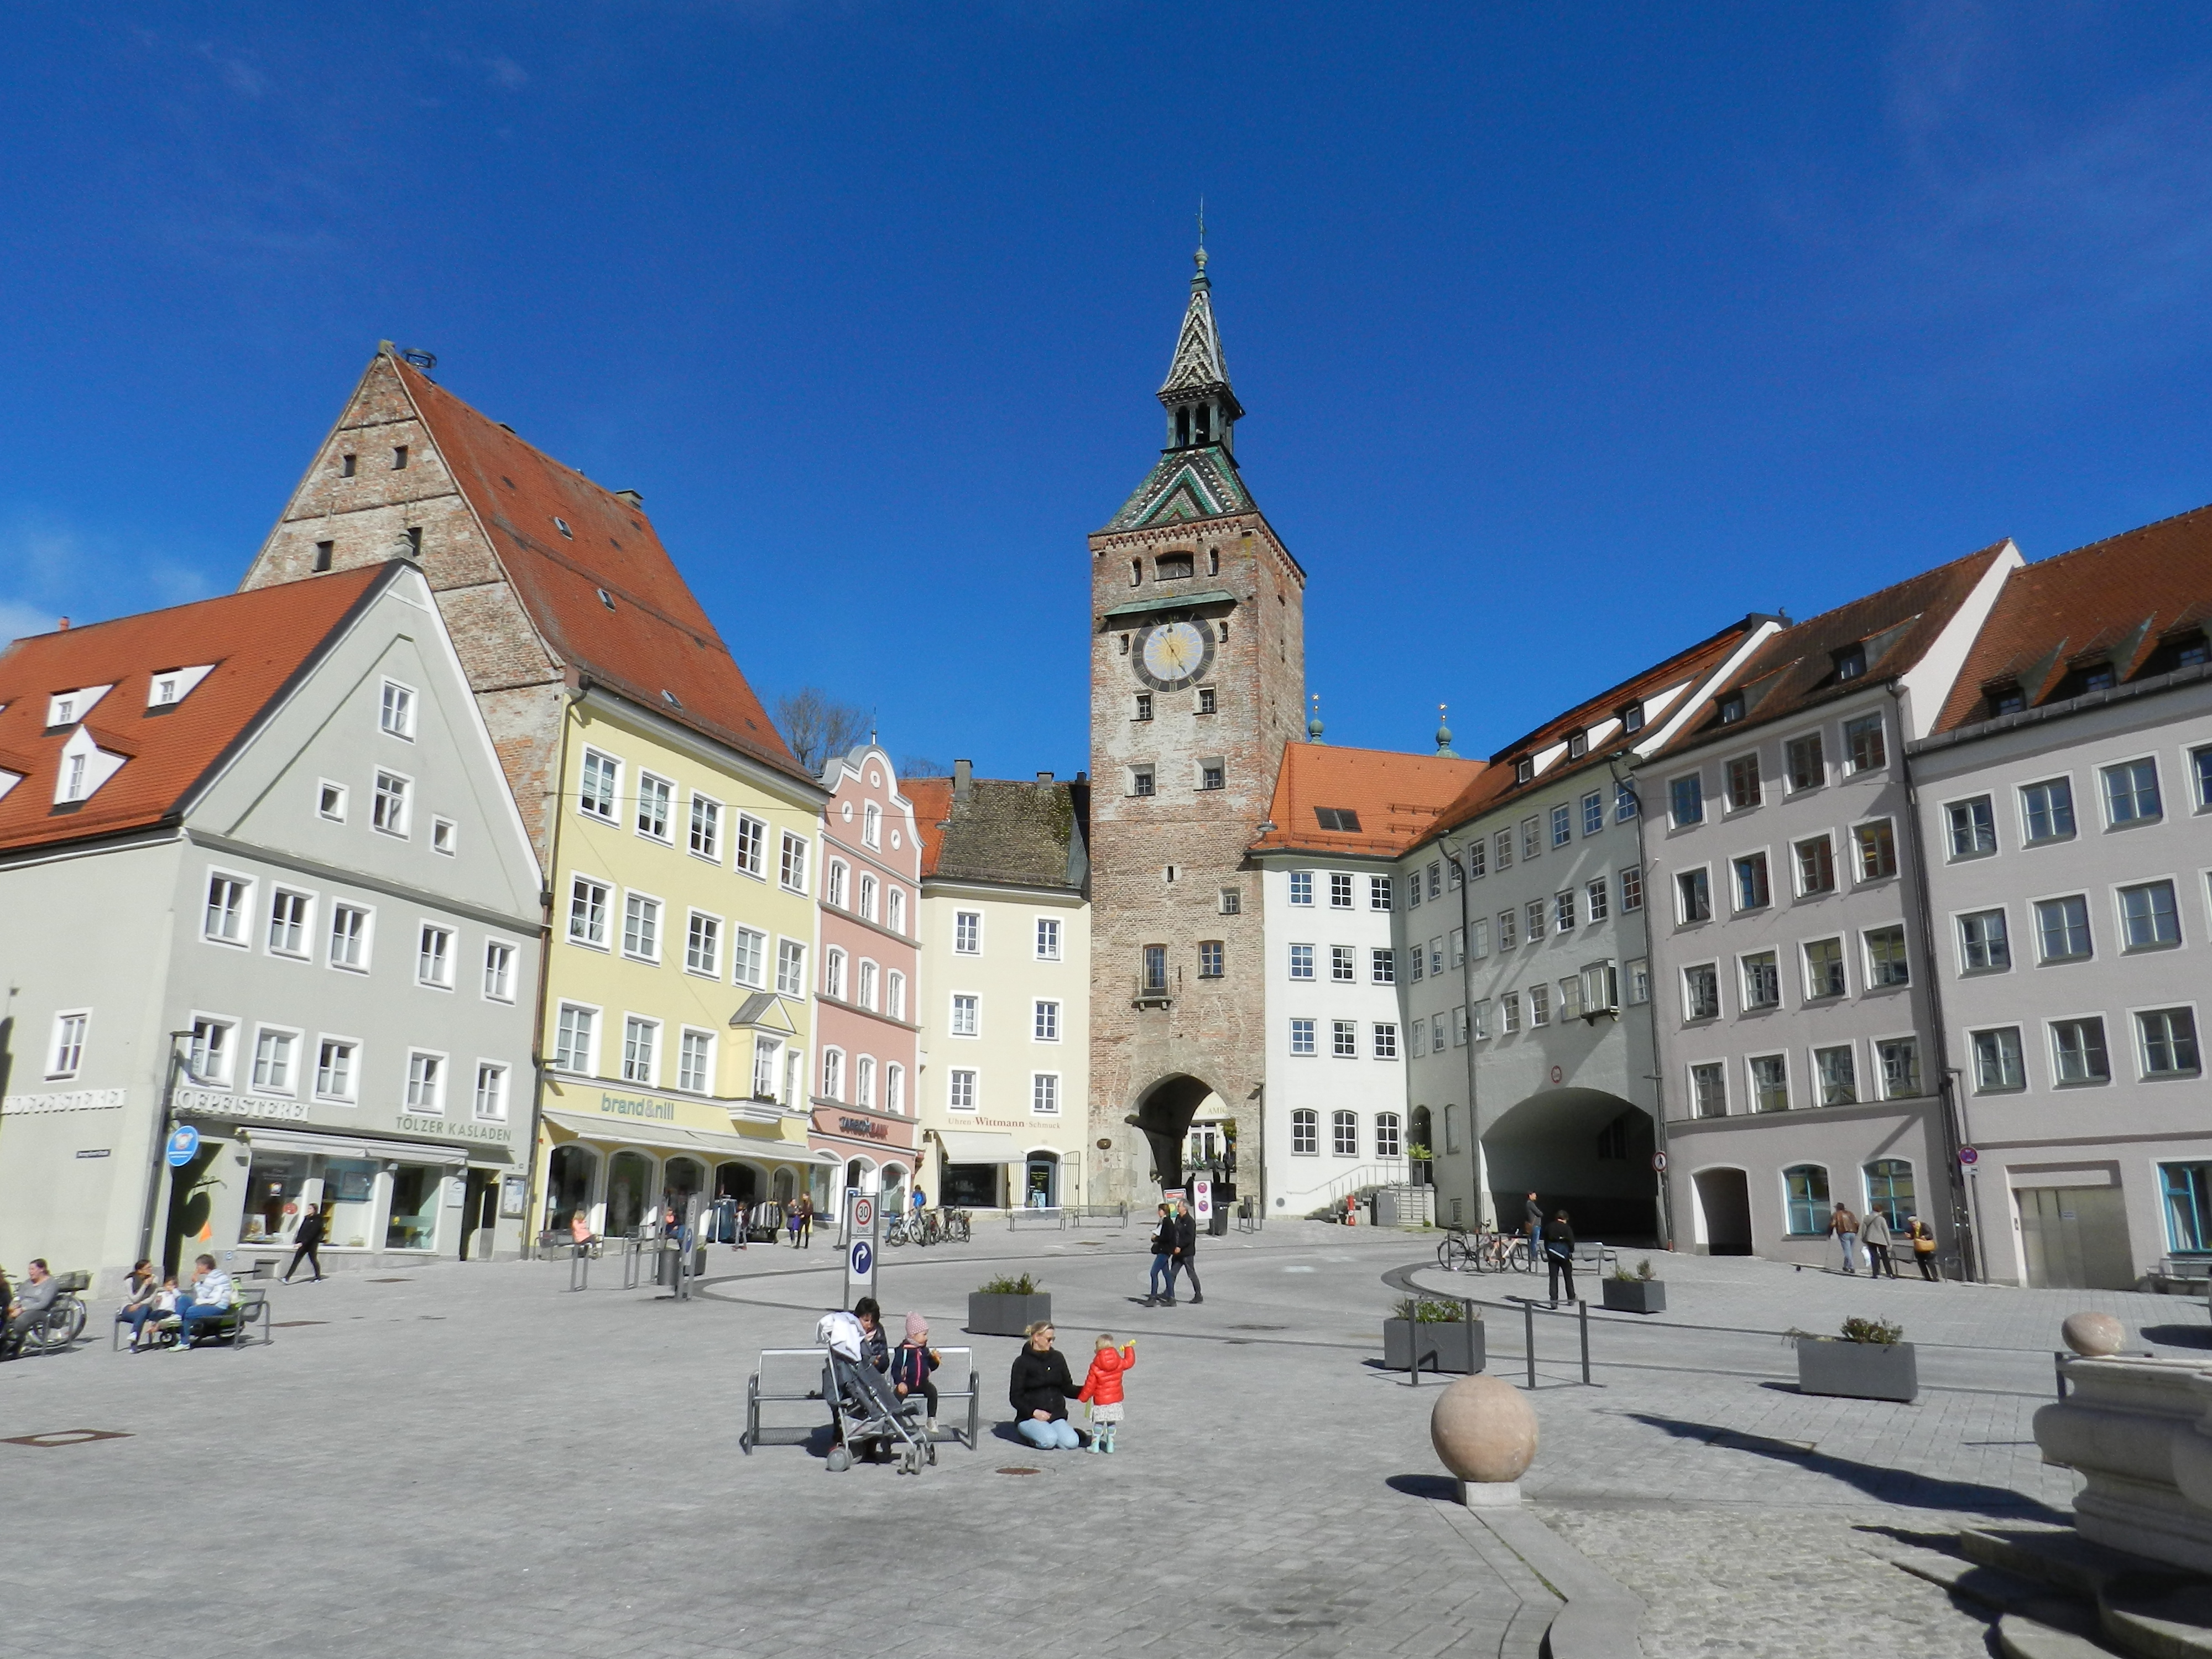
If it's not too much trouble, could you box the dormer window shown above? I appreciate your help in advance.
[144,667,212,712]
[46,685,113,728]
[50,726,126,806]
[1986,681,2025,717]
[1157,552,1194,581]
[1718,693,1746,724]
[62,753,87,801]
[54,698,74,725]
[2180,634,2210,667]
[1514,757,1533,785]
[2082,662,2115,692]
[1620,701,1645,734]
[1567,732,1588,760]
[1833,644,1866,681]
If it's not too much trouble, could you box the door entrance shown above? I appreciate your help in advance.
[1692,1167,1754,1256]
[459,1170,499,1260]
[2016,1185,2133,1289]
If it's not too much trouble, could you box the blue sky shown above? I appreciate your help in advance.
[8,4,2212,776]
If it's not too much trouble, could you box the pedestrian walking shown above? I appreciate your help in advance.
[1524,1191,1543,1245]
[1078,1333,1137,1454]
[1144,1203,1176,1305]
[790,1194,813,1248]
[1542,1211,1577,1304]
[1907,1215,1941,1281]
[1008,1321,1084,1450]
[1172,1197,1203,1305]
[283,1203,327,1282]
[1829,1203,1860,1275]
[1860,1206,1896,1279]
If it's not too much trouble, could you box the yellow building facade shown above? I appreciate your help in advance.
[534,688,834,1239]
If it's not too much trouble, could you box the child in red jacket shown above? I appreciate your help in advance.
[1077,1333,1136,1454]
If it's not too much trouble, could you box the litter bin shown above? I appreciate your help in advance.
[655,1240,681,1287]
[1208,1206,1228,1237]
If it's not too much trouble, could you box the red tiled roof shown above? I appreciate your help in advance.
[1933,504,2212,733]
[1657,542,2011,752]
[1249,744,1483,857]
[0,566,389,854]
[1423,618,1766,844]
[391,358,808,785]
[906,776,952,877]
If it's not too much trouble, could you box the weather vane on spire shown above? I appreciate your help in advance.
[1196,197,1208,272]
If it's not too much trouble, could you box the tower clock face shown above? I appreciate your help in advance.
[1134,619,1216,691]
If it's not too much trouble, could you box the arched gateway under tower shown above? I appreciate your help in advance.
[1088,244,1307,1207]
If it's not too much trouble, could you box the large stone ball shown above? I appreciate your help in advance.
[1430,1373,1538,1484]
[2062,1312,2126,1357]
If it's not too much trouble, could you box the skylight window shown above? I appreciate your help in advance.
[661,690,682,709]
[1313,807,1361,831]
[597,588,616,611]
[555,517,574,540]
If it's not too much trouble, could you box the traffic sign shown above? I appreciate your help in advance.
[853,1196,874,1232]
[1651,1151,1668,1172]
[1958,1146,1979,1165]
[165,1125,200,1168]
[850,1239,873,1280]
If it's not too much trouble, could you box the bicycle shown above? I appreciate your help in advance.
[939,1208,972,1245]
[883,1213,911,1247]
[1436,1228,1477,1272]
[1484,1233,1535,1274]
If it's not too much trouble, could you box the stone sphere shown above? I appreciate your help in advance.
[1430,1373,1539,1484]
[2062,1312,2126,1357]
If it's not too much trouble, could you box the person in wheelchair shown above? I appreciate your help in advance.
[1,1260,59,1359]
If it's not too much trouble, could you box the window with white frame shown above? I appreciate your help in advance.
[734,814,766,876]
[1291,1109,1318,1154]
[827,860,848,909]
[1373,1022,1400,1060]
[2036,895,2093,962]
[2120,881,2182,951]
[1877,1037,1921,1099]
[267,888,312,956]
[1410,1020,1427,1059]
[1333,943,1358,982]
[1864,925,1910,987]
[430,817,456,855]
[863,801,881,847]
[474,1062,509,1120]
[1620,866,1643,912]
[1501,992,1521,1034]
[1556,889,1578,932]
[1733,852,1771,911]
[887,888,906,935]
[379,680,416,739]
[886,969,906,1019]
[315,1039,357,1102]
[1552,804,1572,847]
[1033,1073,1060,1115]
[416,924,454,988]
[689,795,722,860]
[2052,1016,2110,1085]
[1471,998,1491,1039]
[823,947,846,1001]
[1332,1019,1357,1058]
[622,892,661,961]
[1331,872,1354,909]
[954,911,981,954]
[857,959,878,1010]
[1290,870,1313,906]
[579,749,619,821]
[1370,874,1394,910]
[1034,1000,1060,1042]
[48,1011,87,1078]
[1726,754,1762,812]
[622,1016,659,1086]
[1947,796,1997,858]
[1749,1053,1789,1112]
[948,1068,977,1111]
[372,770,411,837]
[1854,820,1897,881]
[2021,778,2077,843]
[1690,1062,1726,1118]
[951,994,978,1037]
[1844,714,1886,773]
[857,1054,879,1109]
[686,911,721,976]
[204,873,250,944]
[1683,964,1720,1021]
[553,1004,597,1073]
[775,940,806,997]
[317,781,347,822]
[732,926,766,988]
[188,1013,233,1093]
[1741,950,1781,1010]
[634,773,671,839]
[251,1029,296,1093]
[2102,758,2163,825]
[1812,1044,1857,1105]
[779,832,808,892]
[1376,1112,1402,1158]
[2140,1009,2202,1079]
[1582,791,1604,836]
[2195,744,2212,810]
[406,1050,446,1112]
[1522,817,1541,860]
[1371,947,1395,984]
[1795,835,1836,895]
[1288,1018,1316,1056]
[1958,909,2010,972]
[1288,943,1314,980]
[858,874,878,921]
[885,1063,904,1114]
[751,1036,782,1100]
[1036,917,1062,960]
[1670,774,1704,827]
[1332,1110,1358,1156]
[1527,899,1546,942]
[1803,937,1846,998]
[1677,869,1711,924]
[1971,1027,2025,1093]
[1785,732,1824,792]
[679,1029,713,1094]
[329,904,371,971]
[1586,878,1609,924]
[483,939,515,1001]
[1626,958,1650,1004]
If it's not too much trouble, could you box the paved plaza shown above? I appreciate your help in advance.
[4,1222,2206,1658]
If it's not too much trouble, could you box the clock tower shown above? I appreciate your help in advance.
[1088,246,1307,1206]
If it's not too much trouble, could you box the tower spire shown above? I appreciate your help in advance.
[1158,226,1242,454]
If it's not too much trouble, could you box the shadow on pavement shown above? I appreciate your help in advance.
[2142,1324,2212,1350]
[1385,1473,1461,1503]
[1627,1413,2072,1523]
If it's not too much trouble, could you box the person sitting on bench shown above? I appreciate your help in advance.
[173,1255,236,1349]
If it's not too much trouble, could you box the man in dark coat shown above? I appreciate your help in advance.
[1172,1198,1204,1305]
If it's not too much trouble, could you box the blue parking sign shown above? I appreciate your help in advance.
[165,1125,201,1167]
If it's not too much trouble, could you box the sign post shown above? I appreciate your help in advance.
[842,1191,879,1310]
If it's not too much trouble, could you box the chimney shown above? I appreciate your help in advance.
[56,617,70,631]
[1036,770,1054,784]
[615,489,644,508]
[952,759,973,802]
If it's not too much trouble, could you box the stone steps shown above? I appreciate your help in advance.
[1882,1526,2212,1658]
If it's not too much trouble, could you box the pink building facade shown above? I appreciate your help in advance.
[810,745,923,1216]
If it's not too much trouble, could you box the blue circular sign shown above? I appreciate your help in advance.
[165,1124,201,1167]
[851,1240,873,1279]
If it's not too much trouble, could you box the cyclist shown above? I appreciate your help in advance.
[2,1259,59,1359]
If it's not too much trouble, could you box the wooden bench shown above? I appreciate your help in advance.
[739,1344,980,1453]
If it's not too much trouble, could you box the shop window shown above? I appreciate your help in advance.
[1782,1165,1830,1235]
[385,1165,442,1250]
[1863,1161,1914,1233]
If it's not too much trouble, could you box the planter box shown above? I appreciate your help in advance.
[1601,1279,1667,1315]
[967,1291,1052,1337]
[1383,1318,1484,1374]
[1797,1337,1917,1402]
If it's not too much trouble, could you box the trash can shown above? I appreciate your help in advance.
[1209,1207,1228,1238]
[655,1240,681,1287]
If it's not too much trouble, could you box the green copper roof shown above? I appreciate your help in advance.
[1099,587,1237,622]
[1105,445,1253,531]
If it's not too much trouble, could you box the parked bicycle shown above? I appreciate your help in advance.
[884,1212,912,1246]
[1434,1228,1534,1274]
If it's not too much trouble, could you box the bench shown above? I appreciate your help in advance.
[125,1287,272,1353]
[1007,1207,1066,1232]
[1068,1203,1131,1230]
[740,1344,980,1454]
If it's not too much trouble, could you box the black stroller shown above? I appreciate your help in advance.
[817,1311,935,1474]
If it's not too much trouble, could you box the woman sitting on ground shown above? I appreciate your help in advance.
[1008,1321,1084,1450]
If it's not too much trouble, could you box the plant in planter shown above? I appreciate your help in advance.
[1384,1296,1485,1374]
[1600,1256,1667,1314]
[967,1272,1051,1338]
[1793,1314,1916,1402]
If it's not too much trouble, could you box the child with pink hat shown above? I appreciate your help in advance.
[891,1312,942,1435]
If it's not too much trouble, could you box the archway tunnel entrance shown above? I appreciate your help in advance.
[1483,1088,1657,1244]
[1691,1166,1754,1255]
[1131,1074,1227,1194]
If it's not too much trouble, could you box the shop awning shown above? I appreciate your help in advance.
[238,1126,498,1165]
[544,1109,837,1165]
[933,1131,1026,1165]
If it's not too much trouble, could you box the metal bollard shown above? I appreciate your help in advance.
[1524,1300,1536,1390]
[1579,1298,1590,1384]
[570,1243,589,1292]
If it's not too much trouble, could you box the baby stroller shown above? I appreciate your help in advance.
[817,1310,935,1474]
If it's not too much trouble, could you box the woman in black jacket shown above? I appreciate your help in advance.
[283,1204,327,1284]
[1543,1210,1577,1305]
[1009,1322,1083,1449]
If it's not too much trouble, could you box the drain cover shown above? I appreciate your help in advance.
[3,1430,132,1448]
[995,1466,1040,1476]
[1230,1323,1288,1331]
[270,1321,327,1329]
[366,1277,414,1284]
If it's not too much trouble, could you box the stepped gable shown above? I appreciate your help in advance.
[0,566,388,853]
[1250,743,1482,858]
[1933,503,2212,733]
[907,771,1089,891]
[390,357,808,784]
[1661,540,2011,748]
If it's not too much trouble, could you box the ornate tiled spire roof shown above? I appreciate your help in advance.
[1105,241,1255,531]
[1160,247,1233,400]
